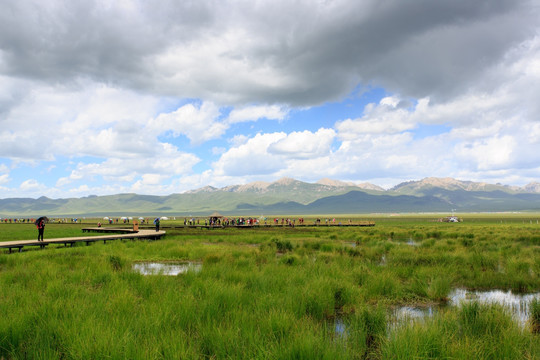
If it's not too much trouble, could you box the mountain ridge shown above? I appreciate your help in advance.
[0,177,538,217]
[186,177,538,195]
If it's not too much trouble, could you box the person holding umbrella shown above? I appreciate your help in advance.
[154,217,160,232]
[35,216,48,242]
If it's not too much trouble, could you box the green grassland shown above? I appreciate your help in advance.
[0,214,539,359]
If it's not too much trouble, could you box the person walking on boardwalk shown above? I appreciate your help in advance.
[154,217,160,232]
[35,217,47,241]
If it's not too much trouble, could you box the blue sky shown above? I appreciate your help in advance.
[0,0,539,198]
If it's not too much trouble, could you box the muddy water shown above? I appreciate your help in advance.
[132,261,202,276]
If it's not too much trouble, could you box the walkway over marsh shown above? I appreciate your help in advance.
[0,228,166,253]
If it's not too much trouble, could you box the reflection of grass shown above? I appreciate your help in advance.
[385,302,535,359]
[0,216,539,358]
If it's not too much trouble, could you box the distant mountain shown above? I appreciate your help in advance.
[391,177,540,194]
[0,177,538,217]
[523,182,540,193]
[290,191,452,214]
[389,177,540,211]
[316,178,385,191]
[185,177,369,204]
[392,177,512,194]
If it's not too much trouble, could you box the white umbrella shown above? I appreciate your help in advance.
[103,217,109,220]
[161,216,169,221]
[139,217,144,220]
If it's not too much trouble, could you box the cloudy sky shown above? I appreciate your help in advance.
[0,0,539,198]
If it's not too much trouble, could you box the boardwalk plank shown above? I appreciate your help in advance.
[0,229,166,253]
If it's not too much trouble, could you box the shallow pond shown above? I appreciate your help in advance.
[406,238,419,246]
[132,261,202,276]
[333,288,540,339]
[391,288,540,327]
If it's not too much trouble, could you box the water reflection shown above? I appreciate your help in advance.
[393,306,436,322]
[449,288,540,326]
[406,238,419,246]
[133,262,202,276]
[391,288,540,328]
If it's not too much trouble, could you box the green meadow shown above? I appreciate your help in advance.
[0,215,539,359]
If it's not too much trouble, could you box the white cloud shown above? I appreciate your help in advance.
[336,97,416,139]
[1,1,534,105]
[226,105,288,124]
[148,101,226,145]
[57,143,200,187]
[229,134,250,147]
[0,80,161,160]
[268,129,336,159]
[0,173,9,185]
[210,128,335,181]
[213,133,286,176]
[147,102,289,145]
[0,1,539,196]
[326,34,540,185]
[455,136,515,171]
[20,179,47,193]
[213,129,339,177]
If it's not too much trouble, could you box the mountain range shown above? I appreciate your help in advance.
[0,177,539,217]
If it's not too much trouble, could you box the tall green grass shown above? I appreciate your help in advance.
[0,216,539,358]
[384,302,539,359]
[531,298,540,334]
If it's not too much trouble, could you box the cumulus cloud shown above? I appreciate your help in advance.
[57,143,200,187]
[455,136,516,171]
[336,96,417,139]
[226,105,288,124]
[213,129,337,180]
[1,0,535,106]
[268,129,336,159]
[325,33,540,185]
[213,133,287,176]
[1,0,539,196]
[0,80,161,160]
[148,102,289,145]
[0,173,9,185]
[148,101,226,145]
[20,179,47,194]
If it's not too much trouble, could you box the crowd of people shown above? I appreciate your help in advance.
[1,215,357,229]
[0,217,81,223]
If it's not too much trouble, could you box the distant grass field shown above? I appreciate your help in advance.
[0,214,539,358]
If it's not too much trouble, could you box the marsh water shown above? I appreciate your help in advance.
[132,261,202,276]
[333,288,540,339]
[391,288,540,327]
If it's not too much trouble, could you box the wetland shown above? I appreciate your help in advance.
[0,214,539,359]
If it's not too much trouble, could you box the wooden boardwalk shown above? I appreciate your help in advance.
[0,229,166,253]
[81,227,138,234]
[156,222,376,230]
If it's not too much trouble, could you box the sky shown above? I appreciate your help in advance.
[0,0,539,199]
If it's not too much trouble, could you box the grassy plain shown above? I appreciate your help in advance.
[0,214,539,359]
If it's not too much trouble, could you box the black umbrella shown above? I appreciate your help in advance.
[35,216,49,225]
